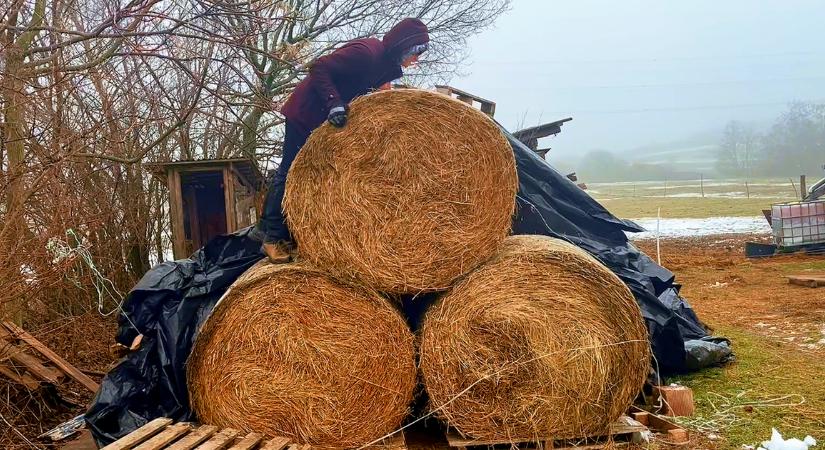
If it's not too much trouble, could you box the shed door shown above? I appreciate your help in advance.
[181,170,227,253]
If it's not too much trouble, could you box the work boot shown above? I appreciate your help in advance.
[247,225,267,243]
[262,241,291,264]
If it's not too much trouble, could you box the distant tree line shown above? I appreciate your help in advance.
[575,102,825,183]
[716,102,825,178]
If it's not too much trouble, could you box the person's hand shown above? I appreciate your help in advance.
[328,105,348,128]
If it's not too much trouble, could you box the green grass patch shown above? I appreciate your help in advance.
[596,197,788,219]
[668,326,825,449]
[776,260,825,273]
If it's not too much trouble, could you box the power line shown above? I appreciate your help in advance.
[472,51,825,66]
[544,75,825,90]
[542,101,793,115]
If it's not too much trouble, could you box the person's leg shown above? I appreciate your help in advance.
[256,121,310,249]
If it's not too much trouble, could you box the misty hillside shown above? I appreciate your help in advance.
[626,144,719,174]
[621,129,722,174]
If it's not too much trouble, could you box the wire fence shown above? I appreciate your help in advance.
[587,177,807,201]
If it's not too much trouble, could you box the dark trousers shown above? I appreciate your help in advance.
[258,120,311,242]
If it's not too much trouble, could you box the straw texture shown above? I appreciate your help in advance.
[187,262,417,449]
[419,235,650,440]
[283,89,518,294]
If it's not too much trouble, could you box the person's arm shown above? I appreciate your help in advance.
[310,42,375,111]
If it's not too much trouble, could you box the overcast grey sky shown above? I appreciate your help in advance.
[454,0,825,158]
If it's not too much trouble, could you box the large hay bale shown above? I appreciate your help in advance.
[187,262,416,449]
[283,89,518,294]
[419,235,650,440]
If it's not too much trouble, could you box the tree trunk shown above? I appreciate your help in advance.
[0,48,28,324]
[240,106,265,159]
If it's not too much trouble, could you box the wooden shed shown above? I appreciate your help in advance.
[147,158,264,259]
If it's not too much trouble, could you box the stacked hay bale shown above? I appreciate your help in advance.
[187,262,417,449]
[419,235,650,440]
[187,89,649,447]
[187,90,518,448]
[283,89,518,293]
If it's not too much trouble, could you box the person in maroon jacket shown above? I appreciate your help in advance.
[253,18,430,263]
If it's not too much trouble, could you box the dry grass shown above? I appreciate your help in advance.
[284,89,518,294]
[419,235,650,441]
[187,262,417,449]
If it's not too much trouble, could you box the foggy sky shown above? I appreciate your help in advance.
[454,0,825,159]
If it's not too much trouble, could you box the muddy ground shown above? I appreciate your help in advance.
[636,235,825,355]
[636,235,825,449]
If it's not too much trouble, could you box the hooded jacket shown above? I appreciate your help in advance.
[280,18,429,132]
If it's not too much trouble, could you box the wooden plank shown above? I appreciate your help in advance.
[168,168,187,260]
[445,416,645,447]
[1,341,63,384]
[183,184,202,251]
[3,322,99,392]
[101,418,174,450]
[227,433,263,450]
[167,425,219,450]
[629,406,685,433]
[545,442,629,450]
[631,411,650,426]
[787,274,825,288]
[0,363,41,389]
[223,165,238,233]
[258,437,290,450]
[194,428,240,450]
[134,423,193,450]
[667,429,689,444]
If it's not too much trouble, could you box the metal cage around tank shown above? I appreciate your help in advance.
[770,200,825,248]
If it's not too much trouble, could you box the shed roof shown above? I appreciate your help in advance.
[145,157,263,189]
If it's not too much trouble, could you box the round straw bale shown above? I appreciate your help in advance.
[187,262,416,449]
[419,235,650,440]
[283,89,518,294]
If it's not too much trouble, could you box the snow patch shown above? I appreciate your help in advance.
[757,428,817,450]
[627,216,772,239]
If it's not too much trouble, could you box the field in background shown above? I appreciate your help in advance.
[588,178,800,219]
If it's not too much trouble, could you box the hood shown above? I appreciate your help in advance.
[382,18,430,58]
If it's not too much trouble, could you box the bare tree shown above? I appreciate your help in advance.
[0,0,509,324]
[716,120,760,178]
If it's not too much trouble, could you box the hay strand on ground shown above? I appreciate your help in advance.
[187,262,417,449]
[419,235,650,440]
[283,89,518,294]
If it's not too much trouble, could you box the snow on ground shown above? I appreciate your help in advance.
[627,216,772,239]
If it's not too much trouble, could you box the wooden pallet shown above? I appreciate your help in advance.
[100,418,408,450]
[445,415,647,450]
[0,321,99,392]
[629,407,689,445]
[786,274,825,288]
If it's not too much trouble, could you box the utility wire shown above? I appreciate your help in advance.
[539,75,825,90]
[473,51,825,66]
[540,101,792,116]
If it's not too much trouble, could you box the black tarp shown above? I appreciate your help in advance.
[85,229,263,443]
[85,127,730,445]
[506,132,730,374]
